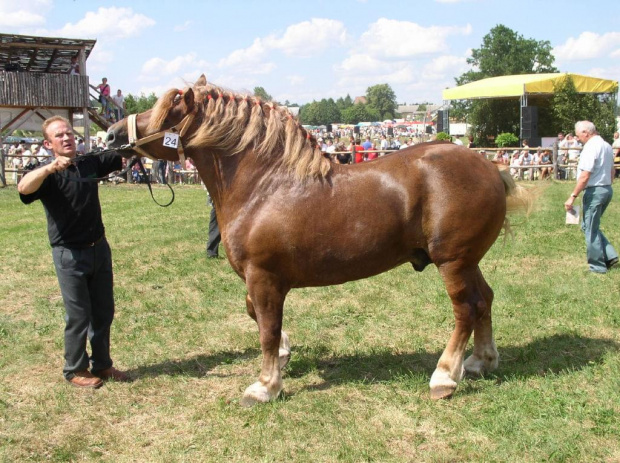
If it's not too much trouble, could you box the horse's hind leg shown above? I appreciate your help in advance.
[241,279,289,407]
[463,269,498,376]
[430,263,491,400]
[246,293,291,369]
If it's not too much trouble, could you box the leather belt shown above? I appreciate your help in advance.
[62,235,105,249]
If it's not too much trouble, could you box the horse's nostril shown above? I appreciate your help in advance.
[106,132,115,144]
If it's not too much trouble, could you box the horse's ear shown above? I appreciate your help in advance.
[195,74,207,87]
[183,88,195,112]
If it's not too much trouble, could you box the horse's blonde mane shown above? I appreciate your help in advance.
[152,83,331,179]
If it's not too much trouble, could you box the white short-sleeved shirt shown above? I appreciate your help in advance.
[577,135,613,187]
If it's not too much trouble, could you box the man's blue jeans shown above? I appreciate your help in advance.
[581,185,617,273]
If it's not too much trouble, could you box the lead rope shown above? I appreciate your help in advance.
[60,151,175,207]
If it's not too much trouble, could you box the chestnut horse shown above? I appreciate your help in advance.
[107,75,520,406]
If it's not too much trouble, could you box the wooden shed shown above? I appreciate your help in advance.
[0,33,110,152]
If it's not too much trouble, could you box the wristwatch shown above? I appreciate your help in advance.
[571,193,578,198]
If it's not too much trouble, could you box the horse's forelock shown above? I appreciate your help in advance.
[147,88,182,133]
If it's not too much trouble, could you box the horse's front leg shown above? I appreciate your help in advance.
[245,293,291,369]
[240,273,289,407]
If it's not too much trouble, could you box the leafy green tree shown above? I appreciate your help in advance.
[253,86,273,102]
[299,99,341,125]
[463,25,557,81]
[321,98,341,125]
[453,25,558,146]
[125,93,158,115]
[436,132,451,141]
[299,101,320,125]
[341,104,380,125]
[336,94,354,112]
[551,76,617,142]
[366,84,397,120]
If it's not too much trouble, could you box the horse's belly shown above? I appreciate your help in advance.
[283,241,413,287]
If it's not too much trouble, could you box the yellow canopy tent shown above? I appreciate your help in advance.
[440,73,618,144]
[442,73,618,100]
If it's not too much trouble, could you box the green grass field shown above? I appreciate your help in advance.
[1,181,619,462]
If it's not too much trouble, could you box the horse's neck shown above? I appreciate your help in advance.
[192,149,272,218]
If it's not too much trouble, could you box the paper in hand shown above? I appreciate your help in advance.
[566,206,580,225]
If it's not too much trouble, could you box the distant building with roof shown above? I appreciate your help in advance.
[397,104,442,121]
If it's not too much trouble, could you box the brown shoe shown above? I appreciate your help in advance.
[92,367,131,382]
[68,370,103,389]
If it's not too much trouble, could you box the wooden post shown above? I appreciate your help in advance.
[0,141,6,187]
[552,141,557,179]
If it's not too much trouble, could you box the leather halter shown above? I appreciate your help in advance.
[126,111,195,166]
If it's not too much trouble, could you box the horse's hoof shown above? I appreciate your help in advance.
[464,353,498,377]
[463,357,485,377]
[430,384,456,400]
[240,382,276,408]
[429,368,458,400]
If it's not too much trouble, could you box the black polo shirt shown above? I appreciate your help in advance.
[20,152,123,247]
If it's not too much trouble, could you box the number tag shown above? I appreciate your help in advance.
[163,132,179,149]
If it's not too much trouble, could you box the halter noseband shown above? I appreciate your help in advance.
[126,111,195,166]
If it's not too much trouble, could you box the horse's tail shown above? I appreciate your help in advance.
[498,167,537,240]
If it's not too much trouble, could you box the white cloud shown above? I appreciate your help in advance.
[337,53,385,73]
[139,53,210,83]
[87,43,115,68]
[359,19,472,59]
[0,0,51,27]
[217,18,347,77]
[586,65,620,82]
[554,31,620,61]
[286,75,305,86]
[174,20,193,32]
[266,18,348,57]
[56,7,155,41]
[421,55,468,80]
[332,21,471,103]
[217,38,269,69]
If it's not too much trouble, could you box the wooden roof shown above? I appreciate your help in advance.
[0,33,96,74]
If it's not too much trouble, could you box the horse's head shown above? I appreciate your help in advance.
[106,75,206,162]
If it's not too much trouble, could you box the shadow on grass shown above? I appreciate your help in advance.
[285,333,619,391]
[128,347,260,378]
[125,334,618,393]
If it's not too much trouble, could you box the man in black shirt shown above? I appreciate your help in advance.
[18,116,130,388]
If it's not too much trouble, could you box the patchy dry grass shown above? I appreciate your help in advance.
[1,181,619,462]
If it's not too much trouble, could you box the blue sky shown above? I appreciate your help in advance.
[2,0,619,105]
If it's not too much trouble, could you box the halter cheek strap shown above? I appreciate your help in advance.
[126,112,196,166]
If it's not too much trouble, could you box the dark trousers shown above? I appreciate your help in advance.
[51,239,115,379]
[158,161,167,184]
[206,200,221,257]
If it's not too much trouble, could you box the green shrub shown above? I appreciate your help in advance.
[436,132,451,141]
[495,132,519,147]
